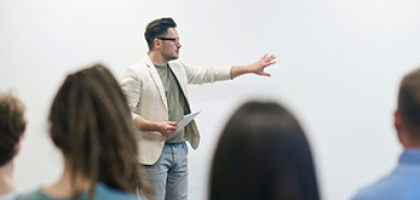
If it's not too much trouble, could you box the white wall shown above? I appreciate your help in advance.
[1,0,420,199]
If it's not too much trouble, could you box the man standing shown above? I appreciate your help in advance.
[120,17,276,200]
[352,68,420,200]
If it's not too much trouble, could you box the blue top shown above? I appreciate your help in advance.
[352,149,420,200]
[16,183,144,200]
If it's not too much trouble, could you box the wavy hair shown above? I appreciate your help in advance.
[49,64,153,199]
[0,91,26,166]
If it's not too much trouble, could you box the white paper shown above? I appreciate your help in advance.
[176,110,201,131]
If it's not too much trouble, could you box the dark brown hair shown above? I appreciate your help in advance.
[0,91,26,166]
[210,101,320,200]
[144,17,177,50]
[398,67,420,136]
[49,64,153,199]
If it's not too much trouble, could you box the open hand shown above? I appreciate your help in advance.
[250,54,276,77]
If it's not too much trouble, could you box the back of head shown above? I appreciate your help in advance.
[49,64,152,199]
[0,91,26,166]
[398,68,420,137]
[210,101,319,200]
[144,17,177,50]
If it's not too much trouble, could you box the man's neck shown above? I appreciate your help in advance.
[0,161,17,195]
[401,131,420,150]
[404,145,420,150]
[148,51,168,66]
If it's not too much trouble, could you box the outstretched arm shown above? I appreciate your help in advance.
[230,54,276,79]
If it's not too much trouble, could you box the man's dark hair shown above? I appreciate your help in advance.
[210,101,320,200]
[398,67,420,136]
[144,17,177,50]
[0,91,26,166]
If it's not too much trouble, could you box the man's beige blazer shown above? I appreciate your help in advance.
[120,55,231,165]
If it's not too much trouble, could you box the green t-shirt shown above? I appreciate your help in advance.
[155,64,186,143]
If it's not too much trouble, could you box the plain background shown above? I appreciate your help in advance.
[1,0,420,199]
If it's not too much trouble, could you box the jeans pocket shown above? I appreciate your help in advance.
[182,142,189,154]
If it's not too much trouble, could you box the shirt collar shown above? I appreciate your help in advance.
[399,149,420,164]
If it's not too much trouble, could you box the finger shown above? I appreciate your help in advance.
[165,129,175,136]
[164,131,171,137]
[262,53,268,59]
[267,61,277,66]
[260,72,271,77]
[167,128,177,133]
[266,56,276,61]
[168,127,177,132]
[261,61,276,68]
[167,121,177,125]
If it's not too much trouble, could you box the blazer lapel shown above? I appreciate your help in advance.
[144,57,168,110]
[168,62,188,98]
[168,62,191,113]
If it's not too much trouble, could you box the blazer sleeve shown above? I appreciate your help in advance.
[180,61,232,85]
[120,68,141,120]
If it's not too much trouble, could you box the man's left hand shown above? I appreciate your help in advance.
[249,54,276,77]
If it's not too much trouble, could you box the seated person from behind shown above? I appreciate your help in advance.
[16,64,153,200]
[0,91,26,200]
[209,101,320,200]
[352,67,420,200]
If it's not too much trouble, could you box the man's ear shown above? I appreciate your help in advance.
[394,110,405,145]
[153,38,161,49]
[394,110,402,132]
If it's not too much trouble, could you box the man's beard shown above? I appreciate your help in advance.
[163,52,179,61]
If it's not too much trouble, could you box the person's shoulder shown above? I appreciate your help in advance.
[15,190,48,200]
[169,59,186,68]
[124,56,151,72]
[169,59,194,74]
[94,183,139,200]
[352,186,380,200]
[351,172,420,200]
[0,188,23,200]
[121,57,151,81]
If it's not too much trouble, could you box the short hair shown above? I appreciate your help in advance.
[210,101,320,200]
[144,17,177,50]
[49,64,153,199]
[0,91,26,166]
[398,67,420,135]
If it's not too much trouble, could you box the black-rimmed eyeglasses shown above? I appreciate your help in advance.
[158,37,180,45]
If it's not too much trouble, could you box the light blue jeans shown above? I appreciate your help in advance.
[143,142,189,200]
